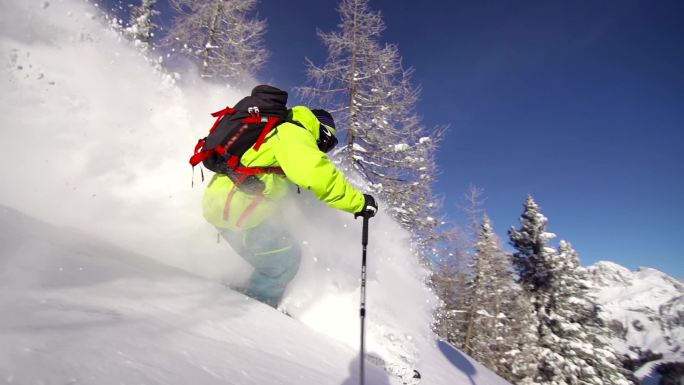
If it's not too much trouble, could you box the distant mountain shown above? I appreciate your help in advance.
[586,261,684,382]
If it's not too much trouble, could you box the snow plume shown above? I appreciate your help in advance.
[277,189,435,368]
[0,0,254,280]
[0,0,440,372]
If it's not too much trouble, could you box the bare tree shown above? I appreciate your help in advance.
[431,247,469,345]
[165,0,268,82]
[126,0,160,53]
[301,2,431,170]
[462,216,502,360]
[431,187,486,348]
[458,185,486,248]
[300,0,446,261]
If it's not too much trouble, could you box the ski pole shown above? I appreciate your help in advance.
[357,213,370,385]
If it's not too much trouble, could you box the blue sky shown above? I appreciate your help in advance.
[112,0,684,277]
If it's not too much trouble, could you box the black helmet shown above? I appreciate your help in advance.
[311,109,339,153]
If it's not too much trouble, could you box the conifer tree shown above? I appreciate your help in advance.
[126,0,160,53]
[166,0,268,82]
[499,287,540,385]
[463,214,544,381]
[548,241,634,384]
[508,196,567,383]
[509,195,558,300]
[509,196,634,384]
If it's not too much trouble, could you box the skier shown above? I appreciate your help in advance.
[201,101,379,308]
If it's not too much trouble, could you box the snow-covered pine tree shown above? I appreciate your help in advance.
[498,287,540,385]
[508,196,565,383]
[547,240,635,384]
[462,214,543,382]
[509,196,634,384]
[125,0,160,53]
[165,0,268,82]
[508,195,558,301]
[300,0,444,260]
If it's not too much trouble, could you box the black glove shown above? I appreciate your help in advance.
[355,194,378,218]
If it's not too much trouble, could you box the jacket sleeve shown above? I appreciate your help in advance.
[272,123,365,214]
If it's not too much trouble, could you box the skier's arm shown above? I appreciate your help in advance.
[272,123,365,214]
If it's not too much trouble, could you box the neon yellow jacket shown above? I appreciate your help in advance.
[202,106,365,230]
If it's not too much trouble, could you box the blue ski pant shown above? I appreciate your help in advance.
[219,221,301,307]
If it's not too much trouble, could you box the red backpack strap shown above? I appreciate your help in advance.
[233,165,284,176]
[253,117,281,151]
[189,138,211,167]
[209,107,236,133]
[212,107,236,117]
[228,155,240,169]
[222,186,238,221]
[189,107,237,186]
[189,107,236,167]
[236,193,266,228]
[221,186,266,228]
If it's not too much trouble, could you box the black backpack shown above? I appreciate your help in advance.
[189,85,291,193]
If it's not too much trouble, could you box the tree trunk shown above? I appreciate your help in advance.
[347,0,360,156]
[201,0,224,78]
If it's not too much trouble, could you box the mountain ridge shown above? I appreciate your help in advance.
[585,260,683,381]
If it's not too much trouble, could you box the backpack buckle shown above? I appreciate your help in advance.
[247,106,260,117]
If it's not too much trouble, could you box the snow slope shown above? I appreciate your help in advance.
[0,205,509,385]
[0,0,428,369]
[0,1,510,384]
[586,261,684,380]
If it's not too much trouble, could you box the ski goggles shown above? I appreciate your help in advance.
[318,123,338,153]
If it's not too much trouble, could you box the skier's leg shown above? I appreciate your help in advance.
[244,249,300,306]
[219,222,301,307]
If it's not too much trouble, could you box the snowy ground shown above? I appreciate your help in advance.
[0,1,510,384]
[0,205,509,385]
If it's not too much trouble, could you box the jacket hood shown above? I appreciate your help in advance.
[289,106,322,141]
